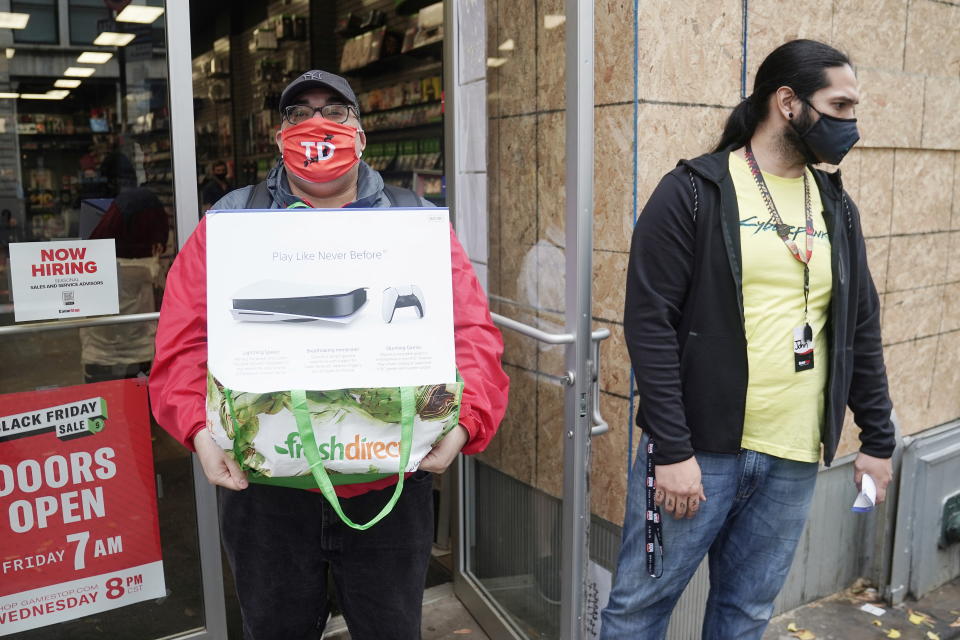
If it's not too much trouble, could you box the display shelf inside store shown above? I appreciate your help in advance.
[342,40,442,77]
[364,120,442,136]
[362,99,441,117]
[394,0,440,16]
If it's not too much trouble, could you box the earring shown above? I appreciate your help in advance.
[788,112,794,119]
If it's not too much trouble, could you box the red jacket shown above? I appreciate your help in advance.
[149,215,508,497]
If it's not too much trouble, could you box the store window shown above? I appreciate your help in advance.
[11,0,59,45]
[68,0,110,45]
[0,2,213,638]
[192,0,445,214]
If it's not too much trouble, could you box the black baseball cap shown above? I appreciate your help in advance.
[279,70,359,114]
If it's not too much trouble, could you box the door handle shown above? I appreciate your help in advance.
[589,328,610,436]
[489,313,611,436]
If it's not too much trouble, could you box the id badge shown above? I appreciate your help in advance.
[793,326,814,372]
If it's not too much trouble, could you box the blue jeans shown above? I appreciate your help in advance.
[600,439,818,640]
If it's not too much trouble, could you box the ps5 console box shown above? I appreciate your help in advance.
[203,208,459,499]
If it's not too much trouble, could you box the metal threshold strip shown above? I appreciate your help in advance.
[0,312,160,336]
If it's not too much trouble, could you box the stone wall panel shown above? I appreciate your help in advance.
[886,233,949,291]
[536,375,565,498]
[537,112,565,247]
[595,0,634,106]
[593,250,629,323]
[746,0,833,89]
[891,150,954,235]
[537,0,565,112]
[832,0,908,71]
[595,104,637,253]
[884,336,938,435]
[928,331,960,428]
[882,285,945,344]
[921,77,960,151]
[904,0,960,77]
[637,0,741,106]
[496,365,538,484]
[590,393,631,526]
[857,149,896,238]
[942,282,960,334]
[856,68,924,148]
[497,0,536,116]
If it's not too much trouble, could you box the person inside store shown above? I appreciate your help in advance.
[149,70,509,640]
[200,160,232,215]
[81,187,169,383]
[601,40,895,639]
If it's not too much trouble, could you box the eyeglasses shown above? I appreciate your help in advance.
[282,103,357,125]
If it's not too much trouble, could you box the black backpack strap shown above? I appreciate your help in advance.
[382,184,422,208]
[244,181,272,209]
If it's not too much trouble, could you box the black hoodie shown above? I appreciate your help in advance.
[624,150,895,466]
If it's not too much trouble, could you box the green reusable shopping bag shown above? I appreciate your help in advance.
[211,376,463,530]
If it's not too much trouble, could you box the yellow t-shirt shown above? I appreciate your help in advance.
[730,152,832,463]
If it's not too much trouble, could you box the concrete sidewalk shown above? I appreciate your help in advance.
[764,577,960,640]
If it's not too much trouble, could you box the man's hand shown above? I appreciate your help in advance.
[853,452,892,504]
[193,430,248,491]
[418,425,469,474]
[655,457,707,519]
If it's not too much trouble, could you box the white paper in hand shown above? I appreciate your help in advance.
[852,473,876,512]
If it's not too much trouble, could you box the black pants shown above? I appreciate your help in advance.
[218,472,434,640]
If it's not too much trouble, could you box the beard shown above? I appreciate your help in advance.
[778,106,818,165]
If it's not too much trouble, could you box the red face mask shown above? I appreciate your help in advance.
[280,118,362,184]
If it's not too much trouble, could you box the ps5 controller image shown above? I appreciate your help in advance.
[382,285,426,323]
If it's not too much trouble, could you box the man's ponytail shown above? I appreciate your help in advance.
[713,99,758,153]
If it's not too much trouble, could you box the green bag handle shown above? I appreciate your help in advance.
[290,387,415,530]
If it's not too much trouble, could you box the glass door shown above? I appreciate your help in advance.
[451,0,606,638]
[0,2,224,638]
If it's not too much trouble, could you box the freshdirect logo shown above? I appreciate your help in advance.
[275,433,401,460]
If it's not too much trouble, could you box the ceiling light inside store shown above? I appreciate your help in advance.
[77,51,113,64]
[544,15,566,29]
[116,5,164,24]
[0,92,19,99]
[498,39,515,51]
[487,57,508,68]
[21,90,69,100]
[5,48,14,59]
[93,31,136,46]
[64,67,96,77]
[55,79,82,88]
[0,12,30,29]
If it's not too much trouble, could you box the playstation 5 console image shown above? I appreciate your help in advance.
[382,285,425,323]
[231,280,368,323]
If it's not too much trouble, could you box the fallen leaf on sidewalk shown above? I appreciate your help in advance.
[787,622,799,632]
[926,632,940,640]
[872,620,883,626]
[909,610,934,627]
[886,630,901,638]
[950,616,960,628]
[452,630,472,635]
[791,631,816,640]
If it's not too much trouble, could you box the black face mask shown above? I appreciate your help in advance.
[792,98,860,165]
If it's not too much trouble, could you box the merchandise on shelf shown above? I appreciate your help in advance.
[357,75,442,113]
[340,26,403,72]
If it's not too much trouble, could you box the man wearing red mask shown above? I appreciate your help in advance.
[149,70,509,640]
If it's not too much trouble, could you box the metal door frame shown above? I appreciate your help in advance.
[448,0,602,638]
